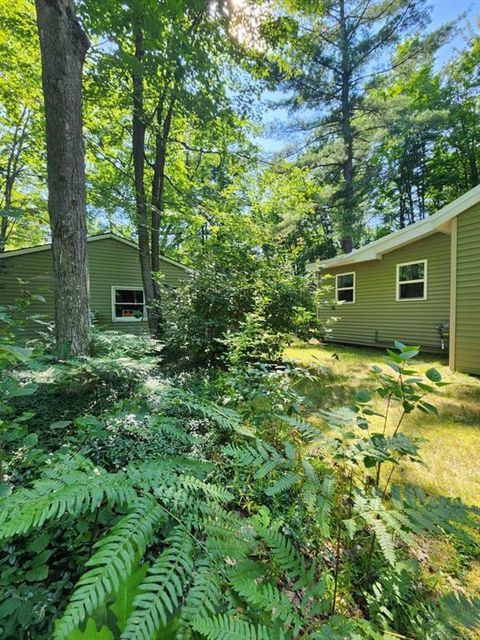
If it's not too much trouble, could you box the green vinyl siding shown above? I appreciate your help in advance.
[454,203,480,374]
[318,232,451,352]
[87,238,188,332]
[0,237,189,338]
[0,250,55,338]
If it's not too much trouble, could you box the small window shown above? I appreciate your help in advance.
[111,287,146,321]
[336,272,355,303]
[396,260,427,301]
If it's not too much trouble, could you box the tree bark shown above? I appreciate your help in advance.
[149,94,175,325]
[35,0,91,356]
[131,26,160,336]
[339,0,354,254]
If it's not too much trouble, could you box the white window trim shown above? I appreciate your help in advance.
[111,286,146,322]
[396,260,427,301]
[335,271,355,304]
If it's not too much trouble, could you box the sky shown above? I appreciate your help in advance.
[257,0,480,154]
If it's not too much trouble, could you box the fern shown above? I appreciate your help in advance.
[256,527,307,582]
[265,471,300,496]
[230,571,299,626]
[157,386,246,434]
[0,469,135,541]
[253,443,285,480]
[316,474,335,538]
[177,558,223,638]
[354,494,397,565]
[191,614,281,640]
[121,526,194,639]
[54,497,164,640]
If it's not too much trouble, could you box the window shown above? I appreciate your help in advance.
[111,287,146,321]
[396,260,427,301]
[336,272,355,303]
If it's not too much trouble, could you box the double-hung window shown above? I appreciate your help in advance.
[111,287,146,321]
[396,260,427,301]
[336,272,355,303]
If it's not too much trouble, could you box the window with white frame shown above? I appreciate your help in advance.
[111,287,146,321]
[336,272,355,303]
[396,260,427,301]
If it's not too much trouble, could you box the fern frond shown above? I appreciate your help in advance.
[222,443,259,467]
[121,526,194,640]
[179,475,233,504]
[0,470,135,541]
[158,386,244,433]
[253,443,285,480]
[265,471,300,496]
[257,527,306,581]
[317,474,335,538]
[127,457,214,490]
[230,572,299,626]
[54,497,164,640]
[177,558,223,638]
[354,495,397,565]
[191,614,279,640]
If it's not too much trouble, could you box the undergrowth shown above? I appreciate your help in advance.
[0,311,479,639]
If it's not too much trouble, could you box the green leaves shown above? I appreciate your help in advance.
[425,367,442,383]
[192,614,276,640]
[121,526,194,640]
[355,389,372,404]
[0,467,136,541]
[54,498,165,640]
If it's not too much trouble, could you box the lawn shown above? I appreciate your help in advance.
[285,341,480,615]
[285,342,480,506]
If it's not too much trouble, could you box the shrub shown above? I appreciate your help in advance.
[163,245,325,367]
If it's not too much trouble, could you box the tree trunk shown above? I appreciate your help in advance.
[339,0,354,254]
[0,109,30,252]
[35,0,90,356]
[131,26,160,336]
[150,96,175,327]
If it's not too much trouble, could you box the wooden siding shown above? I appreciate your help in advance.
[318,232,451,352]
[0,237,189,338]
[454,203,480,374]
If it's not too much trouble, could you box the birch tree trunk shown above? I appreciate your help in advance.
[35,0,91,356]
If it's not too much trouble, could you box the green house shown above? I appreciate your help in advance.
[0,233,191,337]
[308,185,480,375]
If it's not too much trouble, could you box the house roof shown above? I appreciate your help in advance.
[307,184,480,271]
[0,232,193,273]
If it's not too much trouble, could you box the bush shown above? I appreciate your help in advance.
[164,245,324,367]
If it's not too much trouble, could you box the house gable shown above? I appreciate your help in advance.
[0,234,190,336]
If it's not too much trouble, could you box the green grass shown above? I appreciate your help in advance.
[285,341,480,617]
[285,342,480,506]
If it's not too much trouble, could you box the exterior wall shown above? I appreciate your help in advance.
[318,232,451,352]
[453,203,480,374]
[0,238,189,338]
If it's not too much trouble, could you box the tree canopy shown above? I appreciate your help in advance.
[0,0,478,265]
